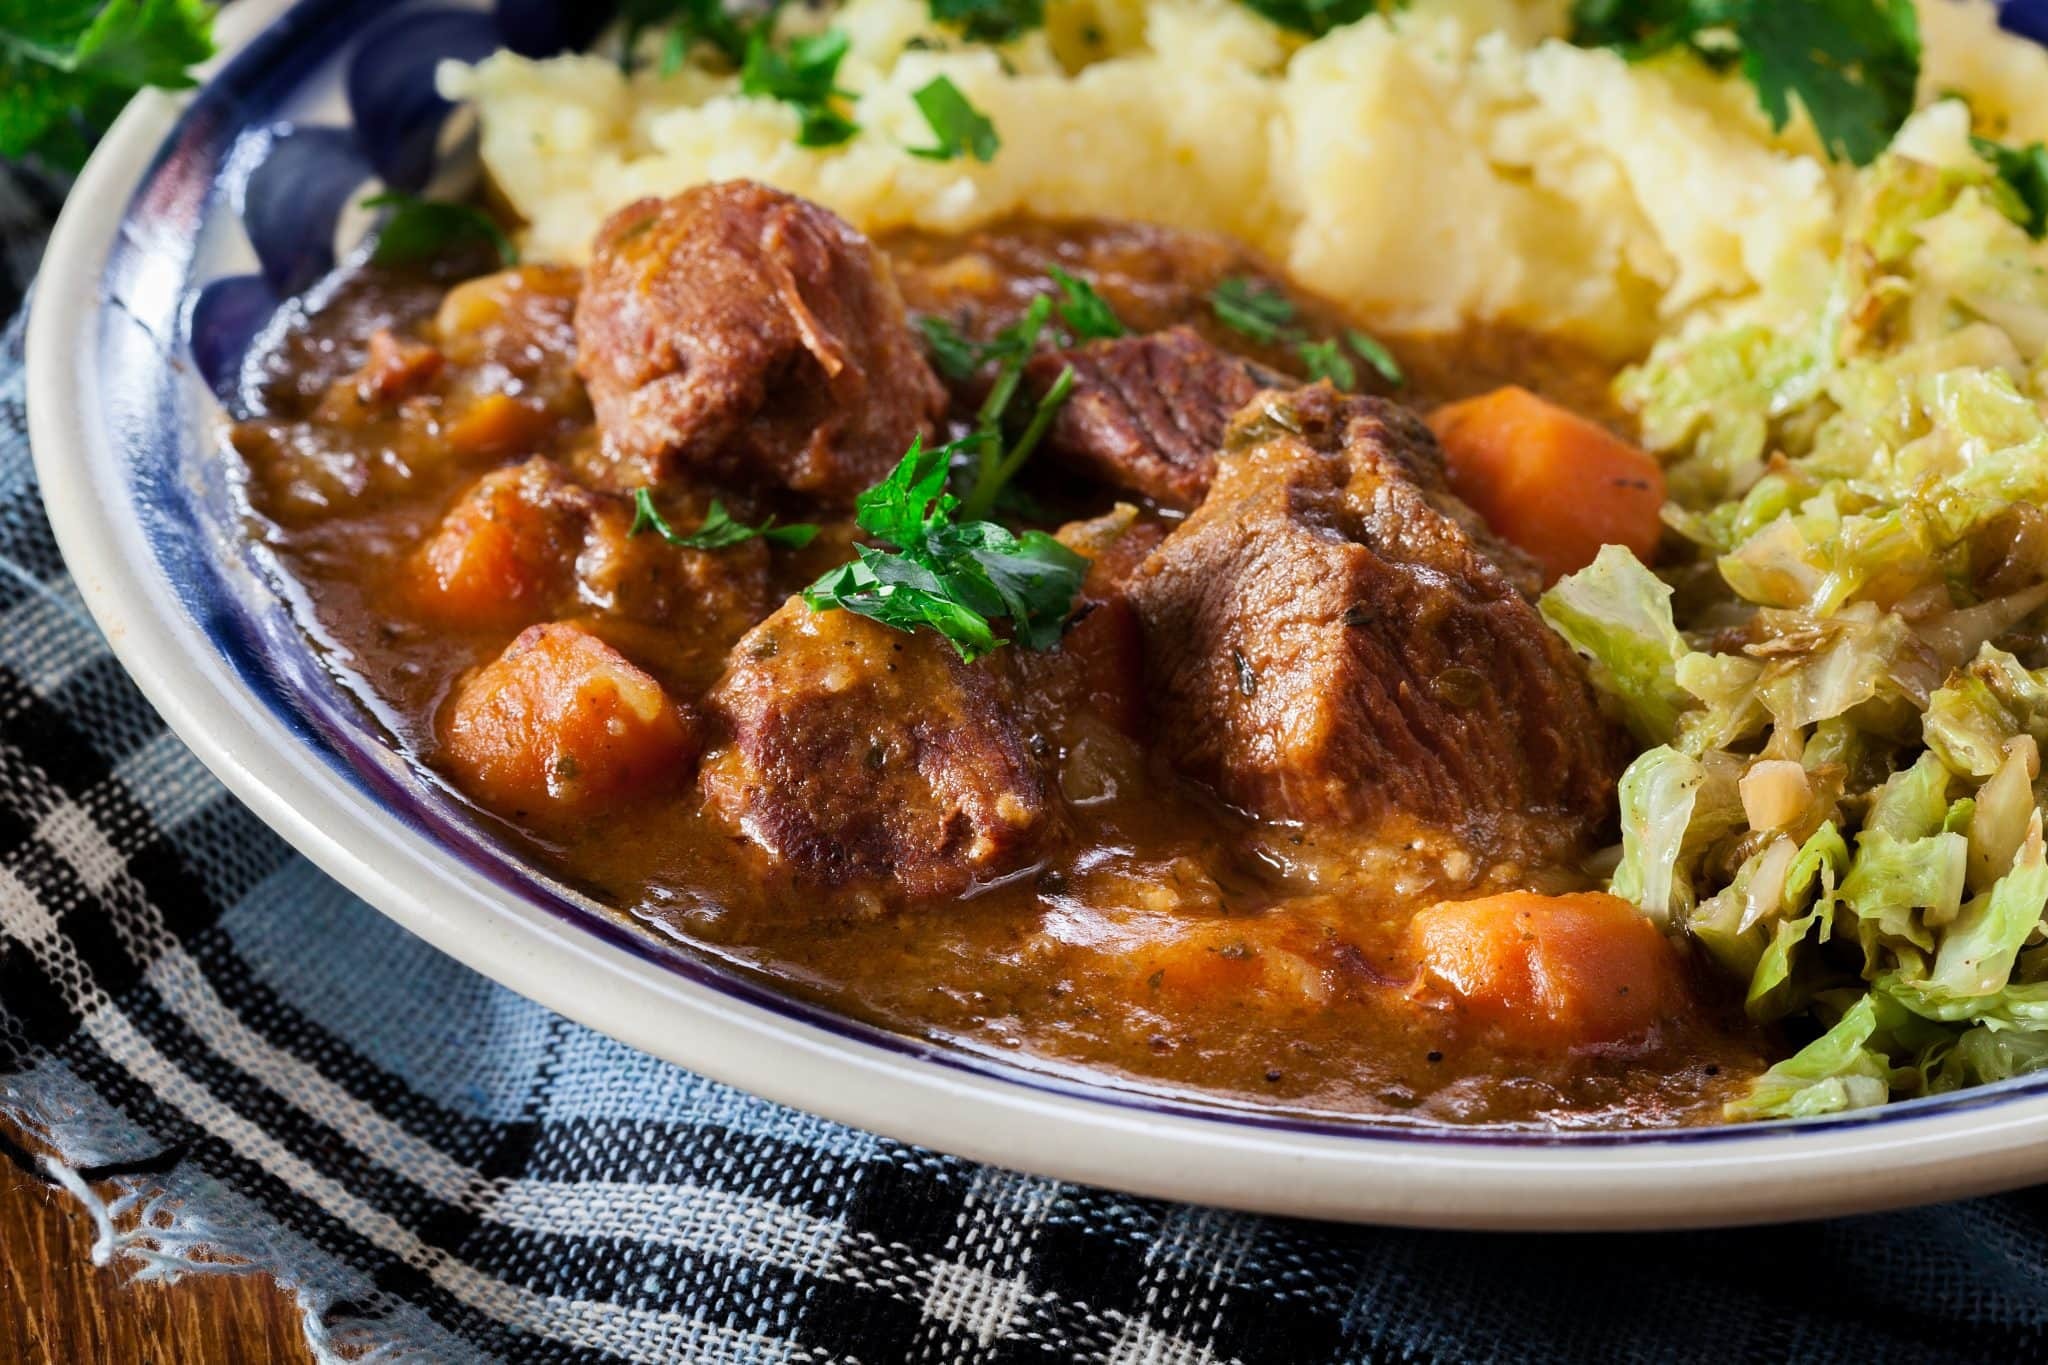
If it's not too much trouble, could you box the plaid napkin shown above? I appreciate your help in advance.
[5,164,2048,1365]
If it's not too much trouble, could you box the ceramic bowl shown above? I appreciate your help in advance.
[28,0,2048,1228]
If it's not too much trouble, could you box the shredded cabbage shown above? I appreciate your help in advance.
[1560,104,2048,1119]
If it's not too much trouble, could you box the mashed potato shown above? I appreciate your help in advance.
[443,0,2048,354]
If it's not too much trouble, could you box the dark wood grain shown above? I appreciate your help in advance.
[0,1159,317,1365]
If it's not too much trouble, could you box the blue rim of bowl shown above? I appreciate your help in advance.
[91,0,2048,1151]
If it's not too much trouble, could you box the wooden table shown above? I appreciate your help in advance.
[0,1159,315,1364]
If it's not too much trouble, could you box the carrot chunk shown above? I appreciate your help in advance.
[1406,891,1682,1050]
[1427,386,1665,582]
[411,460,587,628]
[443,622,696,816]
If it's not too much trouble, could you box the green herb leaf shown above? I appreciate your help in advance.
[1568,0,1920,166]
[360,192,519,268]
[915,316,985,380]
[1345,327,1405,387]
[1209,276,1298,346]
[907,75,999,163]
[803,435,1087,660]
[620,0,754,71]
[0,0,216,168]
[1974,135,2048,240]
[928,0,1044,44]
[1235,0,1383,40]
[1048,266,1125,341]
[1295,337,1356,389]
[630,488,819,549]
[741,27,860,147]
[1739,0,1919,167]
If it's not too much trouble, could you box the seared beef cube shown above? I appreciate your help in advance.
[1027,329,1283,510]
[443,622,698,817]
[352,328,444,404]
[575,182,947,499]
[1011,508,1165,807]
[1126,385,1620,849]
[701,600,1054,897]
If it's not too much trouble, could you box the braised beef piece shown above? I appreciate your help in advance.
[1024,328,1285,510]
[701,600,1055,898]
[574,182,946,499]
[1125,385,1620,855]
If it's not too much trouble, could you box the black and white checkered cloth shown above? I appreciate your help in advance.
[3,161,2048,1364]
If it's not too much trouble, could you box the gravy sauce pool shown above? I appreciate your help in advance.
[228,223,1769,1129]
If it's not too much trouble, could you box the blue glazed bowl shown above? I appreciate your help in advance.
[26,0,2048,1227]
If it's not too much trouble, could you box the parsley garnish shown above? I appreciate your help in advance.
[360,193,519,268]
[1295,337,1356,389]
[1235,0,1384,39]
[741,27,860,147]
[1048,267,1125,341]
[908,75,999,162]
[929,0,1044,44]
[1207,277,1403,389]
[1568,0,1921,166]
[1343,327,1404,386]
[629,489,819,550]
[802,435,1087,660]
[1,0,216,169]
[1975,135,2048,240]
[1208,277,1298,346]
[620,0,754,72]
[916,316,987,381]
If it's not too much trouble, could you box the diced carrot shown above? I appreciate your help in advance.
[411,462,582,627]
[444,392,551,459]
[1427,386,1665,582]
[443,622,696,816]
[1405,891,1682,1050]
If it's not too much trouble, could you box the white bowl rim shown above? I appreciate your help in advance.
[26,0,2048,1230]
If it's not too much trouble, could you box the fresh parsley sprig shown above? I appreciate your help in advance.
[802,434,1087,660]
[1047,267,1125,341]
[740,27,860,147]
[1975,135,2048,240]
[618,0,756,73]
[908,75,999,162]
[361,192,519,269]
[1,0,217,169]
[1236,0,1387,39]
[928,0,1044,44]
[629,489,819,550]
[1568,0,1921,166]
[1207,277,1404,388]
[916,271,1125,383]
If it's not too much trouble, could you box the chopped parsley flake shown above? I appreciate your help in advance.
[360,193,519,268]
[907,75,999,162]
[630,489,819,550]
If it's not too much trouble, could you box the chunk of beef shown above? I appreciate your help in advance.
[353,328,444,404]
[575,182,946,499]
[1010,507,1164,808]
[443,622,698,817]
[701,600,1054,898]
[1025,328,1283,510]
[1125,385,1620,862]
[409,458,772,646]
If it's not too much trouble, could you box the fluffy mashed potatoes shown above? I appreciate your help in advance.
[443,0,2048,354]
